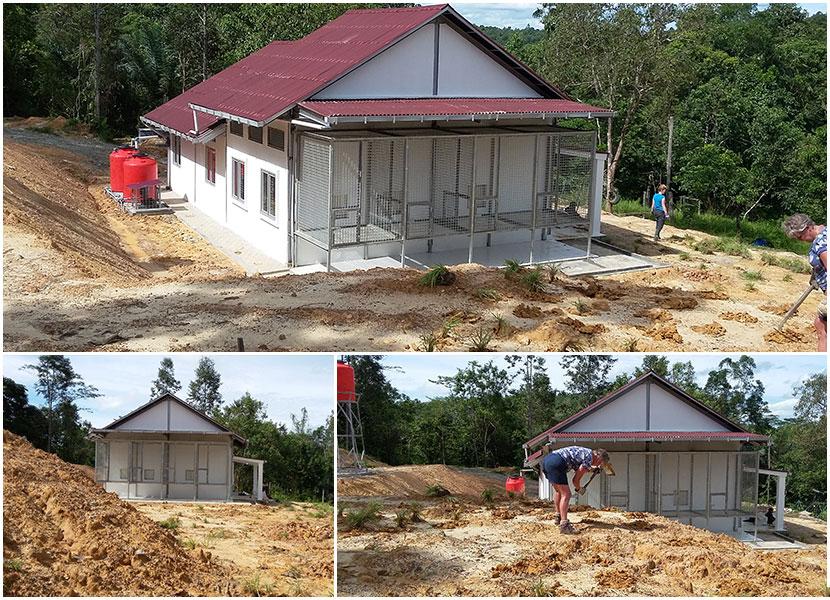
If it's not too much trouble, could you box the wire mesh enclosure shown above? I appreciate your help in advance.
[294,127,598,268]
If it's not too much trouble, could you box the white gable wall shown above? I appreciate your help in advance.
[564,387,647,432]
[649,385,728,431]
[169,400,223,432]
[312,22,541,100]
[115,400,169,431]
[113,398,224,433]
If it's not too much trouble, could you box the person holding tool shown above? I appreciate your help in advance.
[541,446,611,534]
[651,184,669,241]
[783,214,826,351]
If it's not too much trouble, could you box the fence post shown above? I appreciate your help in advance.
[529,134,540,264]
[468,139,477,264]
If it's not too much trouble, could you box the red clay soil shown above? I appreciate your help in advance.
[2,431,235,596]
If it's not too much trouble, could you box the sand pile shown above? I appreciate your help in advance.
[337,464,502,498]
[2,431,234,596]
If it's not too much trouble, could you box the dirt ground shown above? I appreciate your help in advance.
[2,431,334,597]
[337,468,827,597]
[133,502,333,597]
[3,121,821,351]
[3,431,233,596]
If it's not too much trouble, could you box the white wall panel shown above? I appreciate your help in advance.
[169,400,223,432]
[649,385,729,431]
[565,387,648,432]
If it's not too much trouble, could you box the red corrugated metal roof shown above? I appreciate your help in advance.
[144,4,600,136]
[298,98,613,119]
[187,5,448,125]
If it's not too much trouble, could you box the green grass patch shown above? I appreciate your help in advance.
[760,252,812,274]
[468,327,493,351]
[417,332,438,352]
[181,538,197,550]
[425,484,451,497]
[740,270,765,282]
[242,574,275,597]
[481,488,495,503]
[672,209,810,254]
[613,199,651,217]
[158,517,181,530]
[419,264,454,287]
[5,558,23,572]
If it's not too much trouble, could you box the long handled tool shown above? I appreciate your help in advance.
[576,463,615,495]
[776,278,819,331]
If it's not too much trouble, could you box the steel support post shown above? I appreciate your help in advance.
[706,452,711,528]
[468,140,477,264]
[529,134,540,264]
[326,144,334,272]
[400,139,409,267]
[586,133,598,259]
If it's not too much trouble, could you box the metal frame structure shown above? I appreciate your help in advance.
[337,390,366,474]
[294,125,599,271]
[592,450,760,537]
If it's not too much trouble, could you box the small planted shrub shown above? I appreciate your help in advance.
[744,282,757,292]
[468,327,493,351]
[158,517,181,530]
[440,315,461,338]
[243,574,275,597]
[741,270,764,282]
[544,263,562,281]
[481,488,495,503]
[622,337,638,352]
[476,287,500,301]
[181,538,197,550]
[425,484,451,497]
[344,502,382,529]
[572,299,590,315]
[394,510,409,528]
[419,264,455,287]
[409,504,424,523]
[417,332,439,352]
[504,259,523,278]
[492,313,511,337]
[521,267,546,293]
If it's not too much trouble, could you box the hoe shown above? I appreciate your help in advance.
[577,462,616,495]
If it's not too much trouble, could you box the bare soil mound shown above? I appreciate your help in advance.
[2,431,233,596]
[338,501,827,597]
[337,464,501,498]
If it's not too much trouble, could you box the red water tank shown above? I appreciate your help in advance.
[109,146,138,193]
[505,475,525,496]
[337,361,357,403]
[123,154,159,201]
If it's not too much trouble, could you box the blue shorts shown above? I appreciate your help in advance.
[542,453,568,485]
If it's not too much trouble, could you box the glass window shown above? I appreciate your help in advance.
[248,126,263,143]
[232,158,245,202]
[206,147,216,184]
[229,121,243,136]
[261,170,277,219]
[267,127,285,151]
[172,136,181,165]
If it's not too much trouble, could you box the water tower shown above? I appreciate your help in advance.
[337,360,365,472]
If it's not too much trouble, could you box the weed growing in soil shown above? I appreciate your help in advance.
[622,337,638,352]
[741,270,764,281]
[783,273,793,282]
[530,577,555,597]
[504,259,522,278]
[426,484,451,497]
[492,313,511,336]
[206,528,226,540]
[692,237,751,258]
[5,558,23,572]
[284,566,302,579]
[544,263,562,281]
[441,315,461,338]
[345,502,382,528]
[744,282,757,292]
[243,574,275,596]
[409,504,424,522]
[417,332,438,352]
[573,299,590,314]
[678,251,691,260]
[181,538,197,550]
[158,517,181,530]
[481,488,495,503]
[419,264,454,287]
[468,327,493,351]
[309,502,333,519]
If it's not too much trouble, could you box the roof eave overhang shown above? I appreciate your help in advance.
[140,116,224,144]
[535,434,768,443]
[188,103,266,128]
[90,428,246,445]
[301,110,615,127]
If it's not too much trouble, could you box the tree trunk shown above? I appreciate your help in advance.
[604,117,614,211]
[93,4,101,122]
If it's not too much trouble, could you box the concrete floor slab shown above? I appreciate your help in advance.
[162,192,289,276]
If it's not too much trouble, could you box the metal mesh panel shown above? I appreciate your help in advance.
[329,139,404,246]
[484,135,534,232]
[535,132,595,231]
[295,136,331,247]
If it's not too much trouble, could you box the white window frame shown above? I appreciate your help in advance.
[260,169,277,222]
[172,136,181,166]
[205,146,216,185]
[231,158,246,205]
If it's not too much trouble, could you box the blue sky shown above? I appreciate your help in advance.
[3,354,334,429]
[422,2,827,29]
[376,353,827,419]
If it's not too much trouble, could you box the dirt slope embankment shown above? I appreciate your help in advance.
[337,500,828,597]
[338,464,503,498]
[2,431,234,596]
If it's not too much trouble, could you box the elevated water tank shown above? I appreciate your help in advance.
[337,361,357,403]
[109,146,138,193]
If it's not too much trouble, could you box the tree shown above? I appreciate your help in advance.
[560,355,617,407]
[3,377,49,449]
[187,357,222,415]
[793,372,827,422]
[701,356,773,433]
[632,355,670,378]
[535,3,678,208]
[22,356,98,463]
[150,357,181,399]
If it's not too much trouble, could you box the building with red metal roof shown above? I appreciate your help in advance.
[142,4,618,271]
[522,370,779,535]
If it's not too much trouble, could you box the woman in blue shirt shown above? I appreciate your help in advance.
[784,214,827,351]
[651,184,669,241]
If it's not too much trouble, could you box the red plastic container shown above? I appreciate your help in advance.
[337,361,357,403]
[109,146,138,193]
[123,154,159,201]
[505,475,525,496]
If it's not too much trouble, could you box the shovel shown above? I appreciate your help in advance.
[776,278,819,331]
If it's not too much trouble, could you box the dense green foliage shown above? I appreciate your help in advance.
[525,4,825,225]
[347,355,825,513]
[2,356,332,502]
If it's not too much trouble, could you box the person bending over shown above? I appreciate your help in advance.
[783,213,827,351]
[541,446,610,534]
